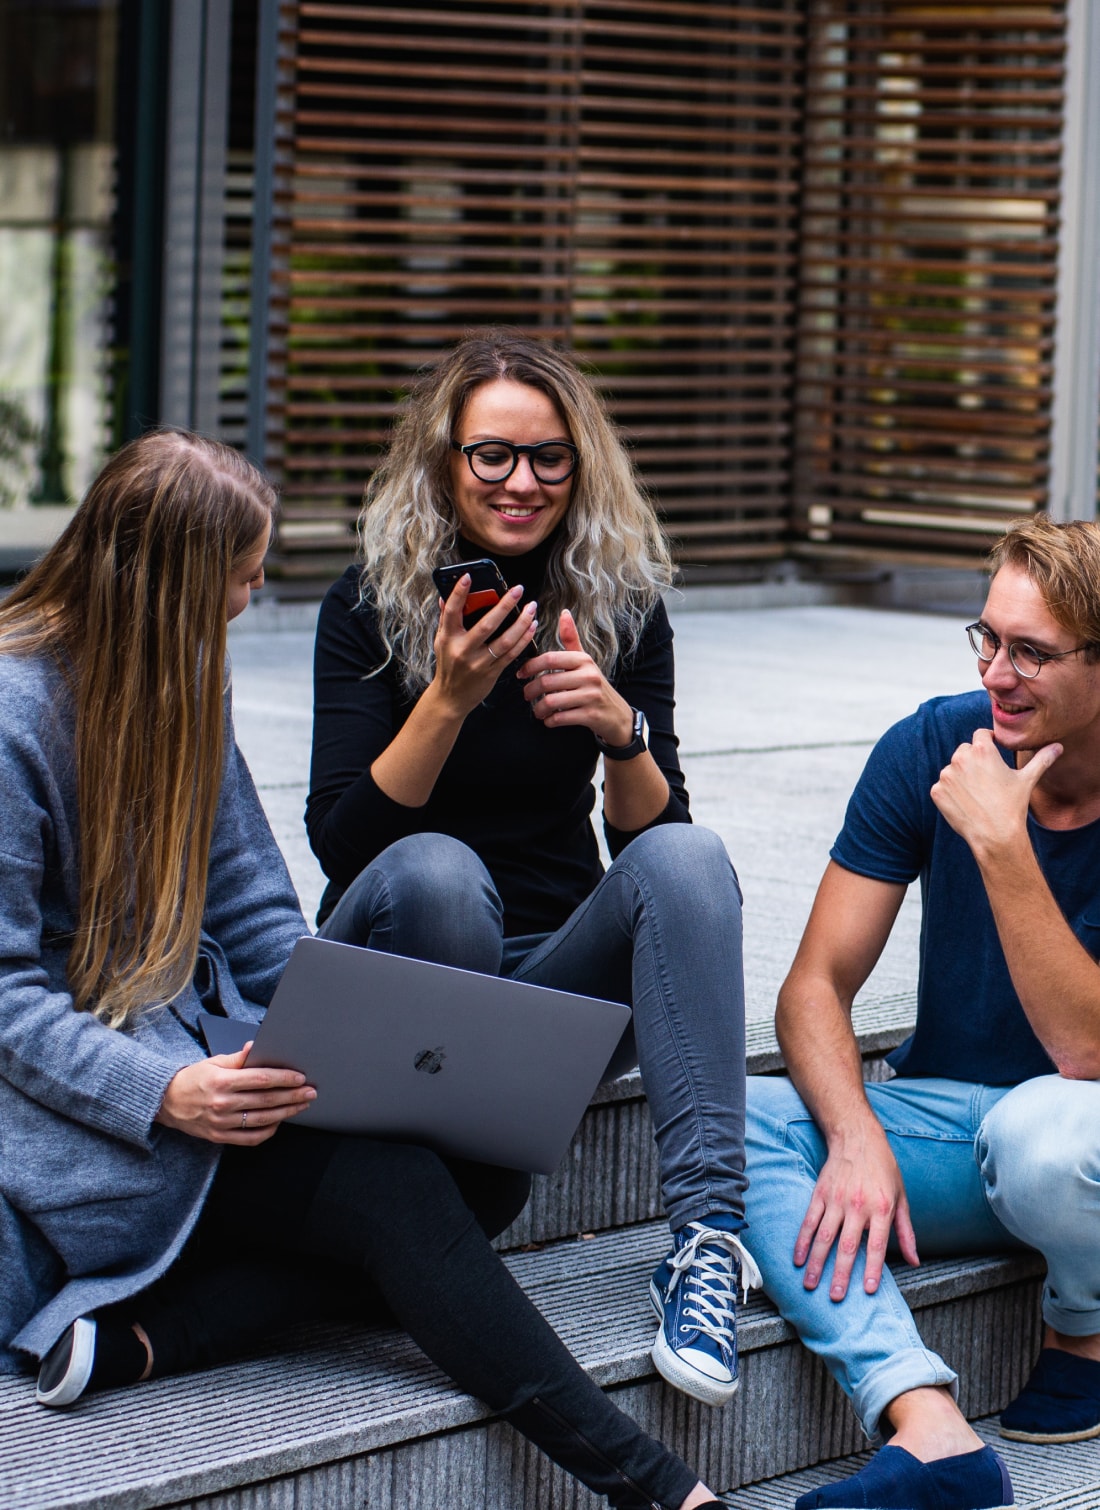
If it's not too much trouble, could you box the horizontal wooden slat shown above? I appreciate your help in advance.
[255,0,1068,584]
[302,0,796,20]
[803,521,1028,553]
[788,0,1066,564]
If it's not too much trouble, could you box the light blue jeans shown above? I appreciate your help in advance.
[320,826,748,1232]
[744,1073,1100,1439]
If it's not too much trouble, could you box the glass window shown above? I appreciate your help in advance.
[0,1,119,509]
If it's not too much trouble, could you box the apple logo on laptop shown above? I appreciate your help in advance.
[414,1046,446,1075]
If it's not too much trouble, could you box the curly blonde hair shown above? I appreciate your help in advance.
[357,329,672,692]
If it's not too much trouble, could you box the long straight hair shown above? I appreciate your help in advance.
[0,430,275,1029]
[357,329,673,693]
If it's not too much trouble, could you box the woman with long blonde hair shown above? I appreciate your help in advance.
[2,428,727,1510]
[308,330,757,1416]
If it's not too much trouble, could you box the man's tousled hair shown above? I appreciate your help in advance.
[989,514,1100,660]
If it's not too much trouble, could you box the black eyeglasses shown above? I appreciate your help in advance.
[452,439,578,485]
[965,621,1091,680]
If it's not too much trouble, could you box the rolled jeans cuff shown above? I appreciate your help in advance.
[855,1348,959,1443]
[1041,1291,1100,1338]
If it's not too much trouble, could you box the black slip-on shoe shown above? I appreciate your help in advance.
[36,1318,96,1408]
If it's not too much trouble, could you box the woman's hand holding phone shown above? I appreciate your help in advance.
[369,570,537,809]
[431,572,538,720]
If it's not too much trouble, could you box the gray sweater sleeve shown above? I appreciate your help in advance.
[0,860,179,1152]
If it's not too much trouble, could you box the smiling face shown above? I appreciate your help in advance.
[980,563,1100,758]
[448,378,574,556]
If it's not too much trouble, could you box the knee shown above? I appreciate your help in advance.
[979,1076,1100,1238]
[373,834,494,910]
[364,833,502,937]
[621,824,742,911]
[624,822,726,868]
[327,833,502,967]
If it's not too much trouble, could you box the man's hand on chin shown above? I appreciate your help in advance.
[931,728,1061,862]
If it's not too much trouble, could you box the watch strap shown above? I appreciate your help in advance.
[595,707,648,761]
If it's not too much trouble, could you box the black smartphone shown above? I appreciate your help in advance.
[432,558,520,634]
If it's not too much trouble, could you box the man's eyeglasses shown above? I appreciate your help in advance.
[965,621,1092,679]
[452,439,578,485]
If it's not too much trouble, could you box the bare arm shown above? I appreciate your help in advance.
[777,861,919,1299]
[931,729,1100,1078]
[600,731,671,832]
[370,576,537,808]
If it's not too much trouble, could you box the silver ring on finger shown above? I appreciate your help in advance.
[486,644,500,661]
[241,1110,248,1130]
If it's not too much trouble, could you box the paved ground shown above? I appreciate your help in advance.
[228,589,984,1026]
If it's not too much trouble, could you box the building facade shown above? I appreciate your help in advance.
[2,0,1097,587]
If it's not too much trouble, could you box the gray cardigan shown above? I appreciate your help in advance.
[0,651,308,1373]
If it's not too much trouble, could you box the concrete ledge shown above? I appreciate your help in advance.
[723,1416,1100,1509]
[0,995,926,1509]
[0,1229,1044,1510]
[227,598,321,635]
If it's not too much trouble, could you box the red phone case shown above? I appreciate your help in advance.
[464,588,501,615]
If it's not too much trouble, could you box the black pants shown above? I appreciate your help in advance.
[120,1128,697,1510]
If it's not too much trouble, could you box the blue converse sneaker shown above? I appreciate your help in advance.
[649,1220,761,1406]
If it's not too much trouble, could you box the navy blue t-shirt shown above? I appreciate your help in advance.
[831,689,1100,1085]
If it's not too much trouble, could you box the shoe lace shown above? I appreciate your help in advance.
[667,1224,763,1343]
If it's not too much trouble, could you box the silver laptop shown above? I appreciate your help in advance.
[198,936,631,1174]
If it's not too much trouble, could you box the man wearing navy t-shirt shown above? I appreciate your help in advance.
[744,516,1100,1510]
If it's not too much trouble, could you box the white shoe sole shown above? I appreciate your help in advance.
[36,1318,96,1408]
[649,1278,739,1408]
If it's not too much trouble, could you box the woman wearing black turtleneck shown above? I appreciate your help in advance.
[309,531,688,938]
[304,332,752,1510]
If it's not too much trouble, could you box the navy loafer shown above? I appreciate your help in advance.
[794,1443,1013,1509]
[1001,1347,1100,1444]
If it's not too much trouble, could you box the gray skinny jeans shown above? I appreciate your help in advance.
[320,824,748,1233]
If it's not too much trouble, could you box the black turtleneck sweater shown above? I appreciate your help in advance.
[306,540,691,931]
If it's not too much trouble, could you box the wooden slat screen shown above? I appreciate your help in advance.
[262,0,806,581]
[790,1,1068,564]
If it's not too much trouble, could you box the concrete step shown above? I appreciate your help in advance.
[497,993,917,1251]
[723,1416,1100,1508]
[0,1219,1043,1510]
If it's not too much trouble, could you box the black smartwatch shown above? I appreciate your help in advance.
[595,707,649,761]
